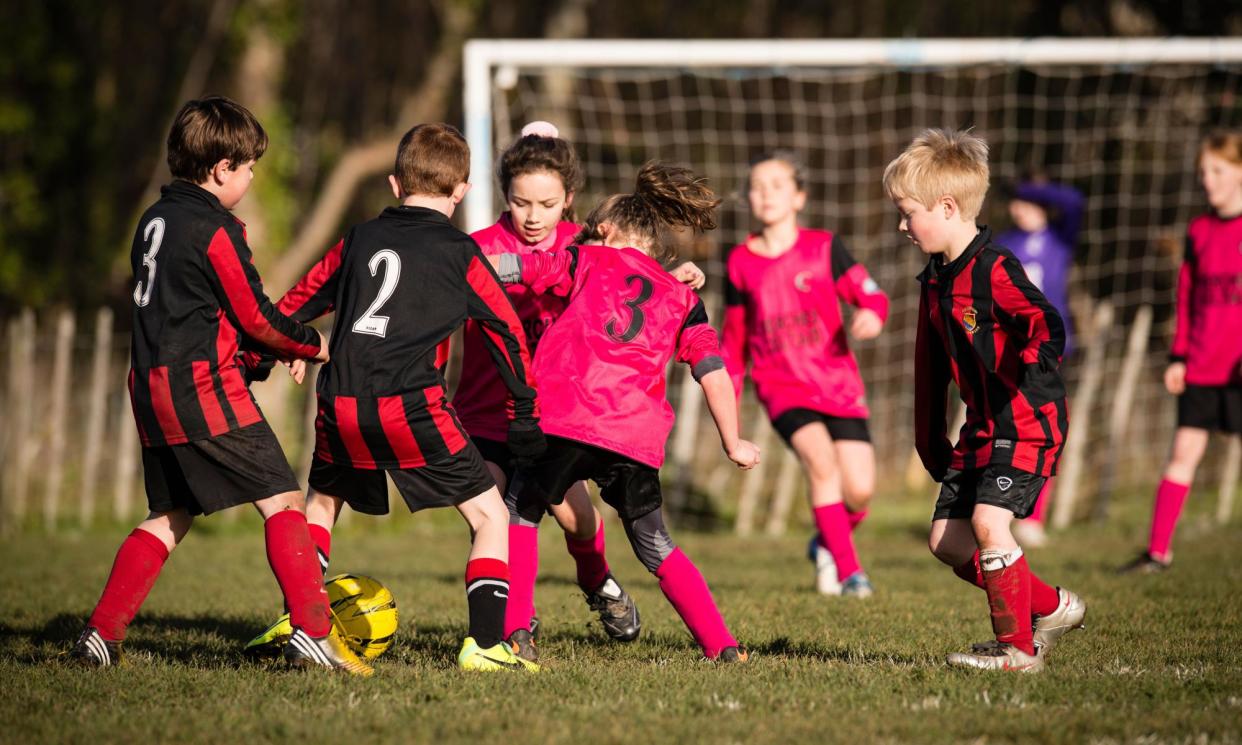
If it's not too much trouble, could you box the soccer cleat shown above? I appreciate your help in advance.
[458,637,540,672]
[947,642,1044,672]
[529,615,541,640]
[507,628,539,663]
[584,574,641,642]
[243,612,294,658]
[284,627,374,677]
[840,571,874,598]
[1033,587,1086,655]
[69,627,122,667]
[807,536,841,596]
[1118,551,1171,575]
[715,646,750,663]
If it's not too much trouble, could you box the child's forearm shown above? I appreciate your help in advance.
[699,368,741,450]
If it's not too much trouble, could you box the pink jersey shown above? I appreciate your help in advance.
[512,245,724,468]
[1172,212,1242,386]
[721,228,889,420]
[454,214,580,441]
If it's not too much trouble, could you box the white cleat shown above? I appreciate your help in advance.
[948,641,1043,672]
[1033,587,1086,656]
[807,536,841,596]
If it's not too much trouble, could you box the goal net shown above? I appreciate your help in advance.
[465,39,1242,517]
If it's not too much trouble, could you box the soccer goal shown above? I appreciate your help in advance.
[464,38,1242,515]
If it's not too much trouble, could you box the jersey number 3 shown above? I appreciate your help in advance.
[352,249,401,338]
[606,274,654,343]
[133,218,165,308]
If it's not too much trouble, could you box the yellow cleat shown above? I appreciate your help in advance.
[457,637,540,672]
[243,612,293,658]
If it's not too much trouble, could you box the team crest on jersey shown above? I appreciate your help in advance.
[793,271,813,293]
[961,307,978,334]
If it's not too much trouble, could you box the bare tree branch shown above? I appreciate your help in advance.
[267,0,479,292]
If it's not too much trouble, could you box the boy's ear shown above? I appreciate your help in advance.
[940,195,959,220]
[388,175,403,200]
[210,159,233,185]
[450,181,471,204]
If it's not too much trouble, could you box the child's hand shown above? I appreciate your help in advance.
[850,309,884,340]
[671,261,706,290]
[1164,362,1187,395]
[284,359,307,385]
[726,439,761,470]
[313,329,330,363]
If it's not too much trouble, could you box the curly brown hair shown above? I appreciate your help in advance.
[498,133,585,221]
[576,162,720,264]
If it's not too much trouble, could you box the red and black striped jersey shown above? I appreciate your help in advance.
[915,227,1069,479]
[128,180,322,447]
[279,206,538,469]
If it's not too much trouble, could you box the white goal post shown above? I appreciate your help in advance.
[464,37,1242,231]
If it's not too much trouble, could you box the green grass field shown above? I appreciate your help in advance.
[2,497,1240,745]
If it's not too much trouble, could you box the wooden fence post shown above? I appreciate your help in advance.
[79,307,114,527]
[734,409,775,536]
[1095,304,1151,520]
[1217,435,1241,526]
[113,362,139,522]
[764,447,802,536]
[10,309,37,526]
[1052,300,1113,530]
[43,309,75,529]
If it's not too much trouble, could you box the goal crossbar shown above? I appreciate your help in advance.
[463,37,1242,230]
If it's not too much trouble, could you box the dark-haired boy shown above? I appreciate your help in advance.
[270,122,544,672]
[70,96,372,676]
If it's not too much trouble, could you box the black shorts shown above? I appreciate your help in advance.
[932,464,1046,521]
[771,408,871,445]
[512,436,662,521]
[142,420,300,517]
[308,443,495,516]
[472,436,514,486]
[1177,384,1242,434]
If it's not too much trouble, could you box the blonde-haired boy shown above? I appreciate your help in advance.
[885,128,1086,672]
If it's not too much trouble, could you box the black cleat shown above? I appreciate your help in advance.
[529,615,542,640]
[716,646,750,663]
[508,628,539,663]
[584,574,641,642]
[1118,551,1171,575]
[69,627,122,667]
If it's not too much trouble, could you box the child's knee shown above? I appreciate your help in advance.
[624,510,676,573]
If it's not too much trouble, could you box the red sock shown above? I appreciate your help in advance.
[980,550,1035,656]
[813,503,862,579]
[655,548,737,659]
[308,523,332,577]
[88,529,169,641]
[1026,478,1054,525]
[847,509,868,532]
[265,511,331,637]
[1148,478,1190,561]
[565,517,610,592]
[503,524,539,639]
[954,549,1060,617]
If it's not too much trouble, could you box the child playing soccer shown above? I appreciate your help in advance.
[70,96,370,675]
[491,162,761,663]
[885,128,1086,672]
[1122,130,1242,573]
[271,123,544,672]
[456,121,641,648]
[722,150,889,597]
[997,178,1086,547]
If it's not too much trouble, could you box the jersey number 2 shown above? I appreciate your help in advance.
[133,218,165,308]
[606,274,654,343]
[352,249,401,338]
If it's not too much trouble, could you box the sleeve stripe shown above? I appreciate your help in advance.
[466,256,529,377]
[279,239,344,320]
[205,227,319,358]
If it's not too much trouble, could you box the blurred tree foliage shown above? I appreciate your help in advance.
[1,0,1238,313]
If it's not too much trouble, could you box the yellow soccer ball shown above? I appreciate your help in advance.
[326,573,400,660]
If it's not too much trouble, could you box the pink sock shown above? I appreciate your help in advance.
[813,503,862,579]
[503,523,539,638]
[1025,478,1054,525]
[655,548,737,658]
[1148,478,1190,561]
[565,517,611,591]
[847,509,868,532]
